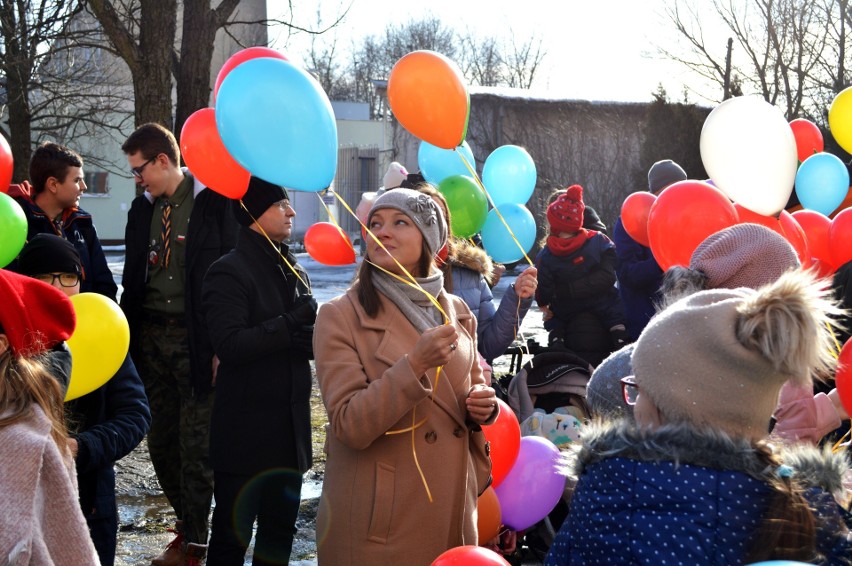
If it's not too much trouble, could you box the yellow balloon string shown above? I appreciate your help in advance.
[456,149,534,266]
[314,191,356,256]
[238,200,308,289]
[832,428,850,454]
[409,406,433,502]
[828,321,842,360]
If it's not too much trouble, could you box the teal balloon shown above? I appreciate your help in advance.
[481,203,536,263]
[437,175,488,238]
[482,145,537,206]
[0,192,27,268]
[216,58,338,192]
[795,152,849,216]
[418,140,475,185]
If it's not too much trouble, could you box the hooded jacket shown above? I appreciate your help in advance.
[9,181,117,301]
[546,420,852,565]
[445,242,531,362]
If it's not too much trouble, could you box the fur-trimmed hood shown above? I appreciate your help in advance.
[449,241,494,284]
[571,418,850,494]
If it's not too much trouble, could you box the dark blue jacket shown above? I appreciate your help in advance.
[535,232,624,329]
[546,421,852,565]
[69,354,150,524]
[613,218,663,341]
[9,182,118,301]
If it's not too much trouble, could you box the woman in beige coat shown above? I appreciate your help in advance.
[314,188,498,565]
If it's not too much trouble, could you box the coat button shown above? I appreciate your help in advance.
[425,431,437,444]
[453,427,464,438]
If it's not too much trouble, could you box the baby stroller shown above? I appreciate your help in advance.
[502,348,594,562]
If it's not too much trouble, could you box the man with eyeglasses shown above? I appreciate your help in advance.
[15,233,151,566]
[7,142,118,301]
[119,123,237,566]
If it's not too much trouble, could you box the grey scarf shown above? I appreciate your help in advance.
[373,269,445,333]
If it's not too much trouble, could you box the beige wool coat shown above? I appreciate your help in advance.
[314,286,488,566]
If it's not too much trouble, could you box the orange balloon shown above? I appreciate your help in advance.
[648,181,739,271]
[620,192,656,247]
[830,208,852,267]
[477,486,502,544]
[304,222,356,265]
[180,108,250,199]
[388,51,469,149]
[214,47,288,102]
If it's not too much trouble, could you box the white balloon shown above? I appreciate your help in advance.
[700,96,797,216]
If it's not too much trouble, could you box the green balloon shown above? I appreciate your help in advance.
[0,192,27,268]
[438,174,488,238]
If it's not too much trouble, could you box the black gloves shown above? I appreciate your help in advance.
[285,294,318,329]
[291,325,315,358]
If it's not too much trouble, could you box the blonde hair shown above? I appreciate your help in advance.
[0,349,69,451]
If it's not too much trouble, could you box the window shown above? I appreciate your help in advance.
[84,171,110,196]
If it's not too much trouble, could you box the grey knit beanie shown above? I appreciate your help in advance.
[691,223,799,290]
[368,187,448,254]
[586,344,635,421]
[647,159,687,193]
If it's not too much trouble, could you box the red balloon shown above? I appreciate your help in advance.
[620,192,656,247]
[431,546,510,565]
[304,222,356,265]
[830,208,852,267]
[835,339,852,418]
[214,47,288,102]
[790,118,824,163]
[648,181,739,271]
[808,257,837,279]
[180,108,250,199]
[793,209,833,268]
[476,486,502,544]
[0,134,12,193]
[481,399,520,488]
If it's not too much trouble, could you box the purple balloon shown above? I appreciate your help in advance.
[494,436,565,531]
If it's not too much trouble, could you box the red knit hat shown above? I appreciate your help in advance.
[0,269,76,358]
[547,185,585,233]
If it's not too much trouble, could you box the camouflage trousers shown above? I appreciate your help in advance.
[138,318,214,545]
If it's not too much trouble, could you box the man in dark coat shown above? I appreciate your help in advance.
[119,123,237,565]
[8,142,117,300]
[202,176,315,565]
[16,234,150,566]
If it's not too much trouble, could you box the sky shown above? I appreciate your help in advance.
[266,0,718,104]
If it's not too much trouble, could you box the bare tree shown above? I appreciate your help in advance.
[659,0,850,121]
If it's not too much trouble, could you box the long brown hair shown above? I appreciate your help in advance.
[0,347,69,451]
[745,442,817,562]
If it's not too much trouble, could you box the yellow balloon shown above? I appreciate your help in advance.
[65,293,130,401]
[829,86,852,154]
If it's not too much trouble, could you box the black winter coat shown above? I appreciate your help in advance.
[69,353,151,520]
[201,228,313,475]
[120,177,237,397]
[11,186,118,300]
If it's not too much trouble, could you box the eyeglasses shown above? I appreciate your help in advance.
[35,273,80,287]
[276,199,292,211]
[130,156,157,179]
[621,376,639,406]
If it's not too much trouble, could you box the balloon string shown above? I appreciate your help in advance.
[315,191,356,255]
[456,149,533,265]
[828,321,841,359]
[238,200,308,288]
[832,428,850,454]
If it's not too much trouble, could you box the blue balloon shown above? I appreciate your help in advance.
[482,145,537,206]
[418,140,475,185]
[481,203,537,264]
[216,58,338,192]
[795,152,849,215]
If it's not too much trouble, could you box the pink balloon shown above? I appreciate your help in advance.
[494,436,565,531]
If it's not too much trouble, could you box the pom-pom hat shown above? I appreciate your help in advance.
[547,185,585,233]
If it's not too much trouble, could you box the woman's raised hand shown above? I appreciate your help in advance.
[407,324,459,376]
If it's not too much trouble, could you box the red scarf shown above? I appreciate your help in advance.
[546,229,596,257]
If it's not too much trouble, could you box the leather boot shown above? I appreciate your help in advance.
[151,521,185,566]
[184,542,208,566]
